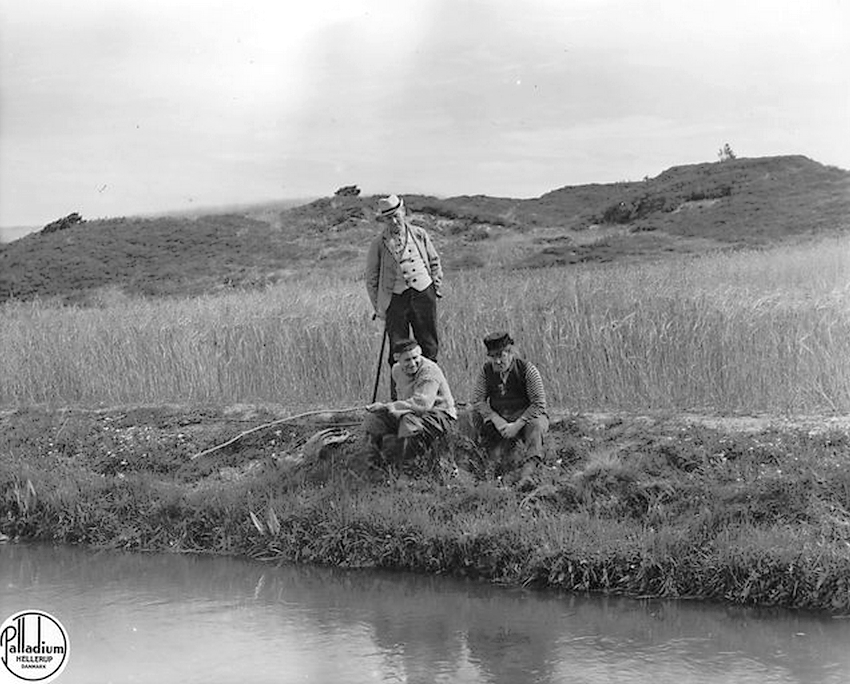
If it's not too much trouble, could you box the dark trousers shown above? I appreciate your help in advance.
[469,411,549,467]
[364,407,455,463]
[385,284,438,398]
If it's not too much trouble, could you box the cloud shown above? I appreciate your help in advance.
[1,0,848,226]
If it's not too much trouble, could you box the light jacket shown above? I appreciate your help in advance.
[390,357,457,419]
[365,222,443,318]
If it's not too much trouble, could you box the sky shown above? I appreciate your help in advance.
[1,0,848,241]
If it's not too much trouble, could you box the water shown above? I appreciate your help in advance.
[1,544,849,683]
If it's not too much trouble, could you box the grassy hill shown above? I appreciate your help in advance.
[1,155,848,304]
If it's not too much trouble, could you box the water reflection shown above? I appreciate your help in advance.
[1,544,848,683]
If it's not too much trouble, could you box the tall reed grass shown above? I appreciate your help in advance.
[2,237,848,412]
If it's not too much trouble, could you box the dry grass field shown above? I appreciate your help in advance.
[2,235,848,414]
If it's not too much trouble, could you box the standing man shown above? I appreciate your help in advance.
[365,194,443,398]
[469,332,549,486]
[364,338,457,463]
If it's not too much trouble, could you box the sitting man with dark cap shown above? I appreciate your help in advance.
[469,332,549,485]
[364,338,457,464]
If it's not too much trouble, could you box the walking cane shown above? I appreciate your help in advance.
[371,327,388,403]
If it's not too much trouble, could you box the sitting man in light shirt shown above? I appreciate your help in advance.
[364,338,457,463]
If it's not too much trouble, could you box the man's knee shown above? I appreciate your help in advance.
[363,412,394,437]
[522,416,549,440]
[398,413,425,438]
[520,416,549,456]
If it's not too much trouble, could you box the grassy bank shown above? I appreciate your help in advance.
[2,235,848,612]
[2,236,849,412]
[2,405,849,613]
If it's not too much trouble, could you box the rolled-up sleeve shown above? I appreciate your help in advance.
[408,365,441,412]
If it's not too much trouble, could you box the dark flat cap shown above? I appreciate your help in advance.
[483,332,514,355]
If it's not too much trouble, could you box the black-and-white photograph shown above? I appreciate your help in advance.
[1,1,849,682]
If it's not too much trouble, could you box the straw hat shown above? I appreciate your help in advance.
[376,194,404,218]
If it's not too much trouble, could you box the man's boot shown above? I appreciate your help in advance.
[382,434,402,462]
[400,437,419,462]
[366,434,385,468]
[515,459,538,492]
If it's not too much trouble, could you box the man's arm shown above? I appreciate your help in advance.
[390,379,439,415]
[364,239,381,314]
[421,229,443,296]
[470,366,487,407]
[517,363,547,424]
[471,366,496,420]
[383,364,440,415]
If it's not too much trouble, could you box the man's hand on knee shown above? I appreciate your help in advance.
[490,414,509,431]
[498,420,523,440]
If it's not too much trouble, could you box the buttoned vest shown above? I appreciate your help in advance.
[484,358,530,417]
